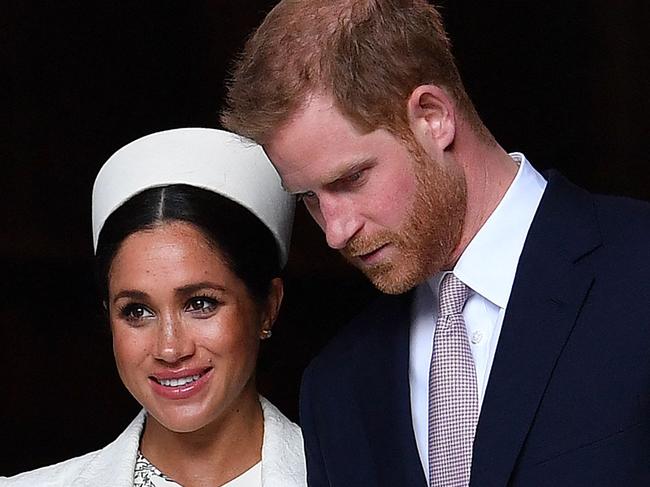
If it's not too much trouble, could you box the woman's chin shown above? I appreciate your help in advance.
[148,413,203,435]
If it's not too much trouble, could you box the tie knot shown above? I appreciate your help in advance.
[438,273,469,317]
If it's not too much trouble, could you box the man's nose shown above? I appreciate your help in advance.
[318,194,362,250]
[154,315,195,364]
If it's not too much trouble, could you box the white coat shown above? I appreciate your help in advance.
[1,397,306,487]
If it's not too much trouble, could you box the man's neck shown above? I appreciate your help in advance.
[449,141,519,266]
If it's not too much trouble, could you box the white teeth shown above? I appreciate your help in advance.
[158,374,200,387]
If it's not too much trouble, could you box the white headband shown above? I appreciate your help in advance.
[92,128,295,266]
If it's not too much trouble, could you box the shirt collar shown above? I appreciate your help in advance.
[428,153,547,309]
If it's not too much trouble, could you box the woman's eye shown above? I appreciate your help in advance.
[186,297,218,314]
[121,304,154,321]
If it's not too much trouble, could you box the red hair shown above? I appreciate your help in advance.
[222,0,487,143]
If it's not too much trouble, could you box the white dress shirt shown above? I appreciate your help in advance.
[409,153,547,481]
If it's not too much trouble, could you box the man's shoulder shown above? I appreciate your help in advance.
[536,172,650,290]
[593,192,650,240]
[590,194,650,286]
[545,171,650,229]
[540,171,650,252]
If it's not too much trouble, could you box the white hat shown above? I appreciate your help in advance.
[92,128,295,266]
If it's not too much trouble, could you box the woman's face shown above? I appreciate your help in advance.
[108,221,280,433]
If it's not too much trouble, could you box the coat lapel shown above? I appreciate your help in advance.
[73,410,145,487]
[355,292,429,487]
[471,172,602,486]
[259,396,307,486]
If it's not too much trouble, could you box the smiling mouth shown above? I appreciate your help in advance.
[150,368,211,388]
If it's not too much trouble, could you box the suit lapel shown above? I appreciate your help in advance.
[471,173,602,486]
[355,292,428,487]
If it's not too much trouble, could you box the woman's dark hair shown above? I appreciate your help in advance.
[95,184,281,305]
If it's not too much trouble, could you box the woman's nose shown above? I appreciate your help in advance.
[153,316,195,364]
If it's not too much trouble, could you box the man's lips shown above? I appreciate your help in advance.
[350,244,389,264]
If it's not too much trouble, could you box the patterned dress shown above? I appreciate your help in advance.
[133,452,262,487]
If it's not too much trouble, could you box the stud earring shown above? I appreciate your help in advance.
[260,329,273,340]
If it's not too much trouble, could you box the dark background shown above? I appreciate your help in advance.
[2,0,648,475]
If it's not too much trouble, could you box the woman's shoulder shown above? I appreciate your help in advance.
[259,396,306,487]
[0,449,101,487]
[0,411,146,487]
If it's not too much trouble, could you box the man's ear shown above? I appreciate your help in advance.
[406,84,456,152]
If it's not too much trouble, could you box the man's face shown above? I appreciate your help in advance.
[265,94,466,294]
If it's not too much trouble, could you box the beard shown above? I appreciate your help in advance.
[342,141,467,294]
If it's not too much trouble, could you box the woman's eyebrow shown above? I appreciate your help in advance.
[112,289,149,303]
[175,282,227,295]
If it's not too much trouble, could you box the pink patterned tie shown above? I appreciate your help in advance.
[428,273,478,486]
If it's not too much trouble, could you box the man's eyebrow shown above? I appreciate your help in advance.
[282,157,376,196]
[322,157,375,185]
[316,156,372,185]
[281,182,300,195]
[282,184,306,197]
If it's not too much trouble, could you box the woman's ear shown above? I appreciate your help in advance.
[260,277,284,336]
[406,84,456,152]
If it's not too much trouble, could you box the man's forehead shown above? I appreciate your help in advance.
[265,100,364,157]
[262,93,390,193]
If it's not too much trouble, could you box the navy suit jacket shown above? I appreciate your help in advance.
[300,172,650,486]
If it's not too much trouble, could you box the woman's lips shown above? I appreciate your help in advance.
[149,367,213,400]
